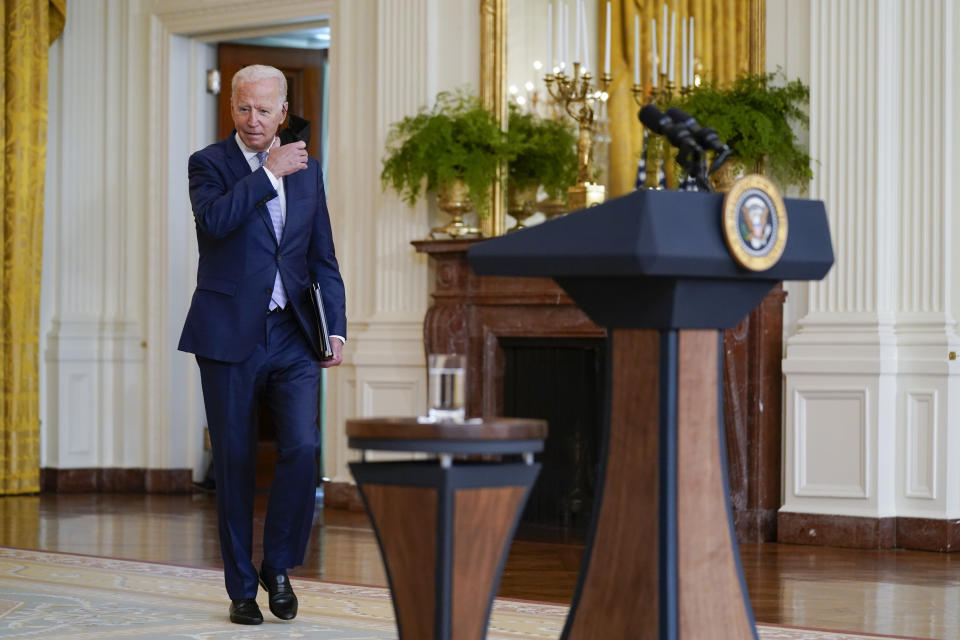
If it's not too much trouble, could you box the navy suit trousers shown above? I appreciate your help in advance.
[197,308,321,600]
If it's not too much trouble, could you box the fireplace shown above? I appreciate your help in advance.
[501,337,605,534]
[412,238,784,542]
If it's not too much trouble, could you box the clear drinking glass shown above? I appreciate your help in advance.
[427,354,466,422]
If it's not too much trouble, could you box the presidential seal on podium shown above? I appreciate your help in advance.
[722,174,788,272]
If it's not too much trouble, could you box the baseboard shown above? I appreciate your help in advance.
[896,517,960,552]
[323,481,365,512]
[40,468,193,493]
[777,512,960,551]
[733,507,778,543]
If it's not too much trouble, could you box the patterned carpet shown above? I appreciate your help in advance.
[0,547,921,639]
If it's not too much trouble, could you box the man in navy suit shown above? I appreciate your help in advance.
[179,64,346,625]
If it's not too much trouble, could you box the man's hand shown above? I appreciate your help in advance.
[320,338,343,368]
[263,138,308,178]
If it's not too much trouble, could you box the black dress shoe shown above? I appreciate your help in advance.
[229,598,263,625]
[259,564,298,620]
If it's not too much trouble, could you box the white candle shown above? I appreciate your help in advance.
[604,2,611,76]
[547,4,553,73]
[651,18,658,88]
[661,4,668,75]
[562,2,568,70]
[575,0,581,64]
[668,11,676,83]
[689,17,695,86]
[581,0,591,72]
[634,14,640,86]
[681,17,687,88]
[555,1,562,70]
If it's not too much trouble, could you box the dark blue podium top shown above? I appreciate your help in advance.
[467,190,833,330]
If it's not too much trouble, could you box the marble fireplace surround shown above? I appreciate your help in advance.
[407,238,785,544]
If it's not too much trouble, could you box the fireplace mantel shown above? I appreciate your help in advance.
[412,238,604,419]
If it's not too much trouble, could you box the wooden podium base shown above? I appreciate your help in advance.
[562,329,757,640]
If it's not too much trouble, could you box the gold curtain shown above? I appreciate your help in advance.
[603,0,761,197]
[1,0,66,494]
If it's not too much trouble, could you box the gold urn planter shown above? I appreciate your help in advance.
[431,178,482,239]
[538,196,569,221]
[506,183,539,232]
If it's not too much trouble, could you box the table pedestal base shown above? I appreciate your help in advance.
[351,460,540,640]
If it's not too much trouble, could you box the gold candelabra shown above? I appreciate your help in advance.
[544,63,611,212]
[631,72,692,110]
[631,73,692,190]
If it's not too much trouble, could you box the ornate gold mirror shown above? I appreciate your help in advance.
[481,0,766,237]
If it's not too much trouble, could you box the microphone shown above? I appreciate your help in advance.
[640,105,700,154]
[639,104,710,190]
[664,107,733,175]
[639,104,672,135]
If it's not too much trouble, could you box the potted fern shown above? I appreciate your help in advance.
[381,90,506,236]
[674,69,813,191]
[505,105,578,229]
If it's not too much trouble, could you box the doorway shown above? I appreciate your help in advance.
[216,42,327,162]
[211,35,330,491]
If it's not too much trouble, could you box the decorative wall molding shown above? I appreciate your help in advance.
[905,390,938,500]
[793,388,868,499]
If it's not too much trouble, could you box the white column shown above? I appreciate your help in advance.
[779,0,960,524]
[325,0,482,483]
[372,0,431,319]
[42,0,147,472]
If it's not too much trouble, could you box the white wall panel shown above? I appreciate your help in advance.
[64,371,95,458]
[905,390,937,500]
[794,388,868,499]
[361,378,423,418]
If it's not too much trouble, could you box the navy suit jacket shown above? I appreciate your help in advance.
[178,133,346,363]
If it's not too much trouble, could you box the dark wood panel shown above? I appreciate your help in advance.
[452,486,526,640]
[346,417,546,441]
[677,330,754,638]
[359,484,437,639]
[217,43,326,161]
[564,329,660,640]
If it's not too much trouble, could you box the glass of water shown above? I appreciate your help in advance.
[427,354,466,422]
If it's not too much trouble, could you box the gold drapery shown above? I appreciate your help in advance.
[1,0,66,494]
[603,0,762,197]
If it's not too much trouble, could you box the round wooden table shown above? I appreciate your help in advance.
[346,417,547,640]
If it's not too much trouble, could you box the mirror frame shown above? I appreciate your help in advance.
[480,0,767,237]
[480,0,507,237]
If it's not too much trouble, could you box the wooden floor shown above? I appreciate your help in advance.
[0,492,956,639]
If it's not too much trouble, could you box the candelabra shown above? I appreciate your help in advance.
[631,73,693,190]
[632,74,671,109]
[545,63,611,212]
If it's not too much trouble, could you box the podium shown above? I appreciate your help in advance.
[468,189,833,640]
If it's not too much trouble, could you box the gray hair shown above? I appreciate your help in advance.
[231,65,287,104]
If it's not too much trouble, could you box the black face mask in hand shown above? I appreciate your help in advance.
[279,114,311,146]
